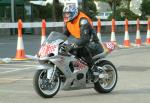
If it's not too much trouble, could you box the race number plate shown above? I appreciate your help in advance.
[103,42,115,52]
[38,44,57,57]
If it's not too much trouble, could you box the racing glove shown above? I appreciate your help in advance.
[60,43,78,54]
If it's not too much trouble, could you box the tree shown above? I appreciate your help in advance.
[30,0,63,21]
[32,4,53,21]
[81,0,97,20]
[125,0,131,10]
[94,0,121,18]
[52,0,63,21]
[94,0,121,9]
[108,8,140,20]
[141,0,150,17]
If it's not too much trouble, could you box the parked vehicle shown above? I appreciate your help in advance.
[96,11,112,20]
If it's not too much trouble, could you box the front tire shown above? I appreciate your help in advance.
[33,69,61,98]
[94,60,118,93]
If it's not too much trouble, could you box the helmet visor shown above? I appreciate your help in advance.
[63,12,71,22]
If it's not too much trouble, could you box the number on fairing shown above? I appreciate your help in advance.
[39,44,57,56]
[105,42,115,50]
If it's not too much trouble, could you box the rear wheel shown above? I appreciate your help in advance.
[33,69,61,98]
[94,60,117,93]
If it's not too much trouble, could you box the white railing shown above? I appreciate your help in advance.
[0,21,148,29]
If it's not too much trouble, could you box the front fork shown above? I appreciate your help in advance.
[47,65,57,82]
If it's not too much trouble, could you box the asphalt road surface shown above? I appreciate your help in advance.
[0,33,147,58]
[0,47,150,103]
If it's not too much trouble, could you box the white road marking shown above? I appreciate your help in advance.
[0,68,25,70]
[0,63,37,67]
[0,90,33,94]
[0,77,32,81]
[0,67,35,74]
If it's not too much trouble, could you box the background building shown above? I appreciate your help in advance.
[0,0,32,22]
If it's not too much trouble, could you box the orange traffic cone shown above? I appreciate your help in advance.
[146,18,150,45]
[135,18,142,46]
[97,18,102,42]
[14,19,28,60]
[110,19,116,44]
[41,19,46,45]
[124,19,131,48]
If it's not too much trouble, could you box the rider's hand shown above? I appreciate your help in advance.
[60,44,68,54]
[70,43,78,48]
[59,43,78,55]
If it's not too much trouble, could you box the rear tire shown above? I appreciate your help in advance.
[94,60,117,93]
[33,69,61,98]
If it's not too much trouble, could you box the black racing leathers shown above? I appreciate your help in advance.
[63,17,104,68]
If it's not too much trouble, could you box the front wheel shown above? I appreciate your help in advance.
[33,69,61,98]
[94,60,118,93]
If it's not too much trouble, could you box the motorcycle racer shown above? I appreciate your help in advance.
[61,5,104,79]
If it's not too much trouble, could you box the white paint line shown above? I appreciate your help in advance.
[0,68,22,70]
[0,63,37,67]
[0,90,33,94]
[0,67,35,74]
[0,77,32,81]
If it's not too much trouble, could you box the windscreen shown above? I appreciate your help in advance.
[43,32,67,44]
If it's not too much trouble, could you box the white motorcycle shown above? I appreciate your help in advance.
[33,31,118,98]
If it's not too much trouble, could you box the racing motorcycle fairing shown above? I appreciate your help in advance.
[38,54,90,90]
[36,31,117,91]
